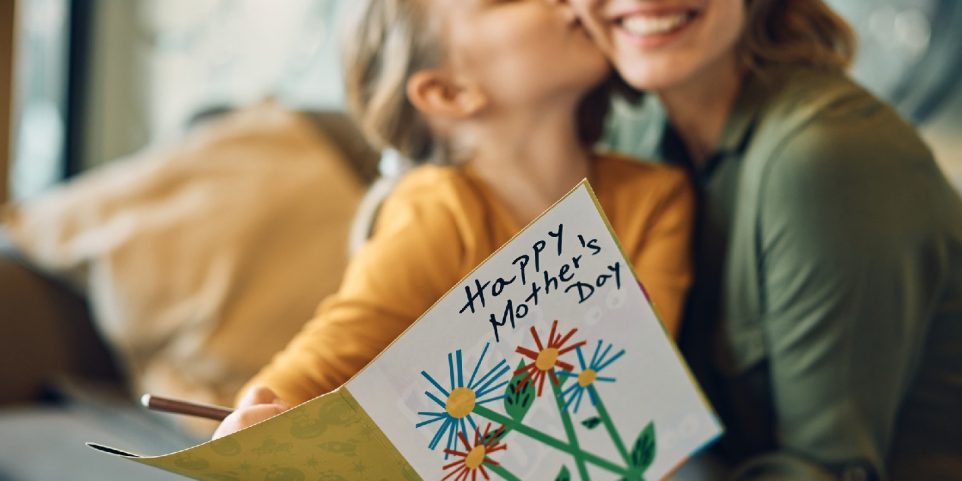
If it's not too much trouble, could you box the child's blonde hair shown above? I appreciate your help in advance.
[341,0,441,163]
[341,0,612,164]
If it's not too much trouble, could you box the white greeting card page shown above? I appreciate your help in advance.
[348,182,722,481]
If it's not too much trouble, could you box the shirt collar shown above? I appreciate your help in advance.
[716,69,773,157]
[656,68,775,180]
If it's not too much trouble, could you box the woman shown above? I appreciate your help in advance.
[567,0,962,480]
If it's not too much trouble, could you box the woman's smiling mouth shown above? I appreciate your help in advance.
[620,11,696,36]
[610,7,701,47]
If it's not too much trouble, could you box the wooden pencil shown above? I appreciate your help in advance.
[141,394,234,421]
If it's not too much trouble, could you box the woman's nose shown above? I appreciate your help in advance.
[548,0,597,17]
[550,0,580,24]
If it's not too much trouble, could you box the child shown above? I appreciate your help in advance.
[214,0,694,438]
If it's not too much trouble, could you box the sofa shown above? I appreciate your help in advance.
[0,103,380,481]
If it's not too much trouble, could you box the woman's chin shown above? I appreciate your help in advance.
[615,54,697,92]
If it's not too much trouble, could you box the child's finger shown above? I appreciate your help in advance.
[237,385,281,408]
[212,404,287,440]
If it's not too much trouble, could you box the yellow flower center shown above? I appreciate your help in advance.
[535,348,560,371]
[578,369,597,387]
[445,387,476,419]
[464,445,487,470]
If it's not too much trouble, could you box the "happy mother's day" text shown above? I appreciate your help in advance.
[458,223,622,342]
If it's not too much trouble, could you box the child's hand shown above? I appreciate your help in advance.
[212,385,290,440]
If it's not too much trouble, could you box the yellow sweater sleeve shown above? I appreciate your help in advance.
[590,156,694,339]
[240,158,694,406]
[241,178,471,405]
[634,170,695,338]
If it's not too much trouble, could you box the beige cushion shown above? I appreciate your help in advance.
[1,102,364,428]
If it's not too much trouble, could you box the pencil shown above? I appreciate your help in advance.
[141,394,234,421]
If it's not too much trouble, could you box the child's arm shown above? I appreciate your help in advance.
[237,177,472,406]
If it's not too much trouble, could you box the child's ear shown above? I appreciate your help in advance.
[407,70,488,119]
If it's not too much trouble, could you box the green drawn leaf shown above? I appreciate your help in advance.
[581,416,602,429]
[631,421,656,471]
[504,361,534,423]
[555,465,571,481]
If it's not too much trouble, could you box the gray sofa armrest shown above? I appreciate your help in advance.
[0,234,120,405]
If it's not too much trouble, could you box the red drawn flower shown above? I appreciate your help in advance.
[442,424,507,481]
[514,320,586,397]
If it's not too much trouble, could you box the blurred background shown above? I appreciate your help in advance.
[0,1,959,480]
[6,0,348,199]
[829,0,962,189]
[3,0,961,200]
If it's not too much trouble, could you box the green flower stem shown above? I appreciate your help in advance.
[588,384,631,466]
[486,461,523,481]
[489,426,513,443]
[473,405,639,479]
[551,377,591,481]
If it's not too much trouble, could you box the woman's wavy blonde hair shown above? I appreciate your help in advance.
[340,0,611,164]
[740,0,857,70]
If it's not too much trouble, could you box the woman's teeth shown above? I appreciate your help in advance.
[620,12,693,36]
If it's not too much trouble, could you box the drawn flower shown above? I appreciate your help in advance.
[417,343,510,458]
[442,423,507,481]
[514,320,586,397]
[559,339,624,413]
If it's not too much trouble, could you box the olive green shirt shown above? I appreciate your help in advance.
[605,65,962,481]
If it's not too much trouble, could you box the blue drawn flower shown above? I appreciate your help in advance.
[416,343,510,458]
[558,339,624,413]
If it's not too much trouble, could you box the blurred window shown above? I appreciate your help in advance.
[10,0,70,200]
[138,0,344,147]
[10,0,344,198]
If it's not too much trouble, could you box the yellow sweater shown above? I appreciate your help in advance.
[245,154,694,404]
